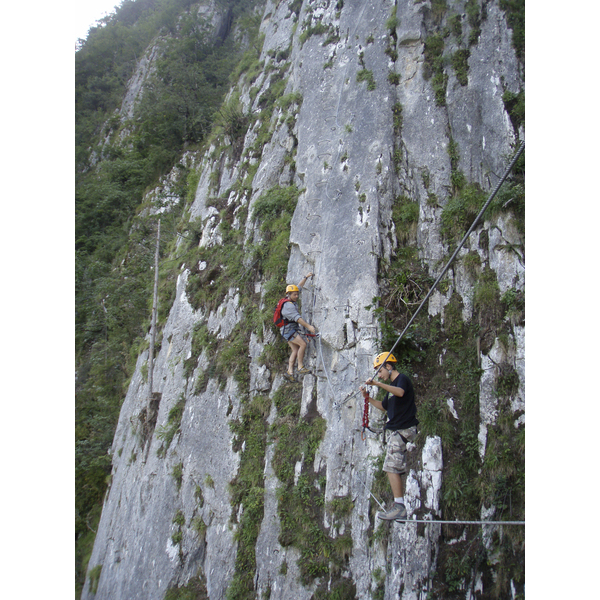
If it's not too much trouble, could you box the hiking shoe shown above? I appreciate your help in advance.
[297,367,311,375]
[283,372,300,383]
[377,502,407,521]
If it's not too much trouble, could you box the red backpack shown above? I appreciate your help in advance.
[273,298,291,328]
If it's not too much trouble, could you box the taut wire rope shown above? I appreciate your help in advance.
[372,141,525,380]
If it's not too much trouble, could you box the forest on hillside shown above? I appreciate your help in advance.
[75,0,265,594]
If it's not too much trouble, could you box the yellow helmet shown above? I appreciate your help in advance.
[373,352,397,369]
[286,284,299,293]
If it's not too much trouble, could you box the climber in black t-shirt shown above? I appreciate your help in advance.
[360,352,418,522]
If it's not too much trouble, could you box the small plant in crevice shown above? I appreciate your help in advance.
[451,48,470,86]
[164,573,209,600]
[502,89,525,134]
[388,71,400,85]
[172,462,183,491]
[357,68,376,91]
[156,394,187,457]
[440,182,487,242]
[423,34,447,106]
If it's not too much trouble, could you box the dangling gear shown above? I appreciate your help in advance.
[361,386,371,441]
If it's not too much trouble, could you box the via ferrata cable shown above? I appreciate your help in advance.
[371,142,525,382]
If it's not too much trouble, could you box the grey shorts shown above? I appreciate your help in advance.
[382,426,418,475]
[282,324,300,341]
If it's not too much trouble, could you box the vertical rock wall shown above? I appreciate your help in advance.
[82,1,524,599]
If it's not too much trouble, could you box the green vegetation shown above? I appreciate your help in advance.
[76,1,524,597]
[442,138,525,242]
[251,185,302,322]
[156,394,187,456]
[423,34,447,106]
[76,3,265,594]
[88,564,102,595]
[172,462,184,490]
[440,182,487,240]
[371,143,525,596]
[164,573,209,600]
[500,0,525,60]
[227,394,270,600]
[502,90,525,134]
[299,11,338,47]
[270,385,352,591]
[386,6,399,34]
[357,68,376,91]
[465,0,482,46]
[451,49,470,86]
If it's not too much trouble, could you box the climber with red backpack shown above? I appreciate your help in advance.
[273,273,316,383]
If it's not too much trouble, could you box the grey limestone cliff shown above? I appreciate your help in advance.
[82,1,524,599]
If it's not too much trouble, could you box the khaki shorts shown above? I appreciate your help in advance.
[382,426,418,475]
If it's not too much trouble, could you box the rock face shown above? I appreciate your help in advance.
[82,1,524,599]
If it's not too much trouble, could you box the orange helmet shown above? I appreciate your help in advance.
[373,352,397,369]
[286,285,299,293]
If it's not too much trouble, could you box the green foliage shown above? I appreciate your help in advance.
[372,567,386,600]
[423,34,447,106]
[499,0,525,59]
[250,185,302,329]
[216,95,250,143]
[172,462,184,490]
[449,14,463,39]
[417,396,456,447]
[226,393,271,600]
[164,574,209,600]
[269,387,348,585]
[473,268,501,312]
[299,15,331,46]
[76,5,264,592]
[328,496,354,519]
[371,137,525,599]
[157,394,187,456]
[451,49,470,86]
[88,564,102,595]
[356,68,376,91]
[386,6,399,34]
[392,102,403,133]
[465,0,482,46]
[502,90,525,133]
[392,195,419,240]
[431,0,448,22]
[173,509,185,527]
[440,182,487,241]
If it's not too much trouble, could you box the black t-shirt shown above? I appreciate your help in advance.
[381,373,418,431]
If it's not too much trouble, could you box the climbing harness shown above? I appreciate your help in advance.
[370,142,525,382]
